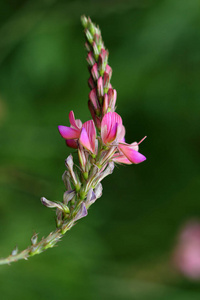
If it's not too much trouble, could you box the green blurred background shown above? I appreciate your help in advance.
[0,0,200,299]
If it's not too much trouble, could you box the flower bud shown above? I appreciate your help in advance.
[88,101,101,130]
[73,202,88,222]
[81,15,88,28]
[85,28,93,44]
[88,76,95,89]
[92,42,99,59]
[88,17,95,35]
[91,63,99,81]
[103,72,110,90]
[89,88,99,110]
[108,88,117,111]
[97,77,104,99]
[86,52,95,66]
[101,49,108,65]
[94,33,100,45]
[105,65,112,80]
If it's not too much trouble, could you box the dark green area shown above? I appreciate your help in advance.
[0,0,200,299]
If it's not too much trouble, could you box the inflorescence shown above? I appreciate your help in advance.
[0,16,146,265]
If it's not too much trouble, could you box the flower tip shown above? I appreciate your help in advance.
[81,15,88,28]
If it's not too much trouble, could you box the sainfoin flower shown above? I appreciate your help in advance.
[58,111,96,154]
[173,221,200,280]
[101,112,146,164]
[0,16,148,266]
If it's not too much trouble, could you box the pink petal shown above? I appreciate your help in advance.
[97,77,103,98]
[129,142,139,152]
[89,88,99,110]
[112,154,132,165]
[118,144,146,164]
[106,122,118,143]
[82,120,96,154]
[58,125,80,139]
[101,112,122,144]
[116,124,126,142]
[105,65,112,79]
[119,141,139,151]
[69,111,82,130]
[79,128,93,153]
[66,139,78,149]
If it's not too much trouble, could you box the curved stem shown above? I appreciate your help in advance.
[0,228,63,265]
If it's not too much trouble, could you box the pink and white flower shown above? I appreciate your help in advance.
[101,112,146,164]
[173,221,200,280]
[58,111,96,154]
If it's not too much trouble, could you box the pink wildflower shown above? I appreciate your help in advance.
[173,221,200,280]
[101,112,146,164]
[58,111,96,154]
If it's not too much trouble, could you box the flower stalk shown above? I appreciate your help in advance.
[0,15,146,265]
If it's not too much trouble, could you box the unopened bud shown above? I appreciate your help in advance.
[108,88,117,111]
[91,63,99,81]
[89,88,99,110]
[101,49,108,65]
[92,42,99,60]
[87,52,95,66]
[105,65,112,80]
[81,15,88,28]
[88,18,95,35]
[97,77,104,98]
[88,76,95,89]
[85,28,93,44]
[103,72,110,90]
[94,33,100,45]
[88,101,101,130]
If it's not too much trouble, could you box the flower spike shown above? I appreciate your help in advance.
[0,15,146,265]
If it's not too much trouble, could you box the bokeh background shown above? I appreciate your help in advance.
[0,0,200,299]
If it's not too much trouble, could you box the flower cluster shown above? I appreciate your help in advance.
[0,16,147,265]
[55,16,146,223]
